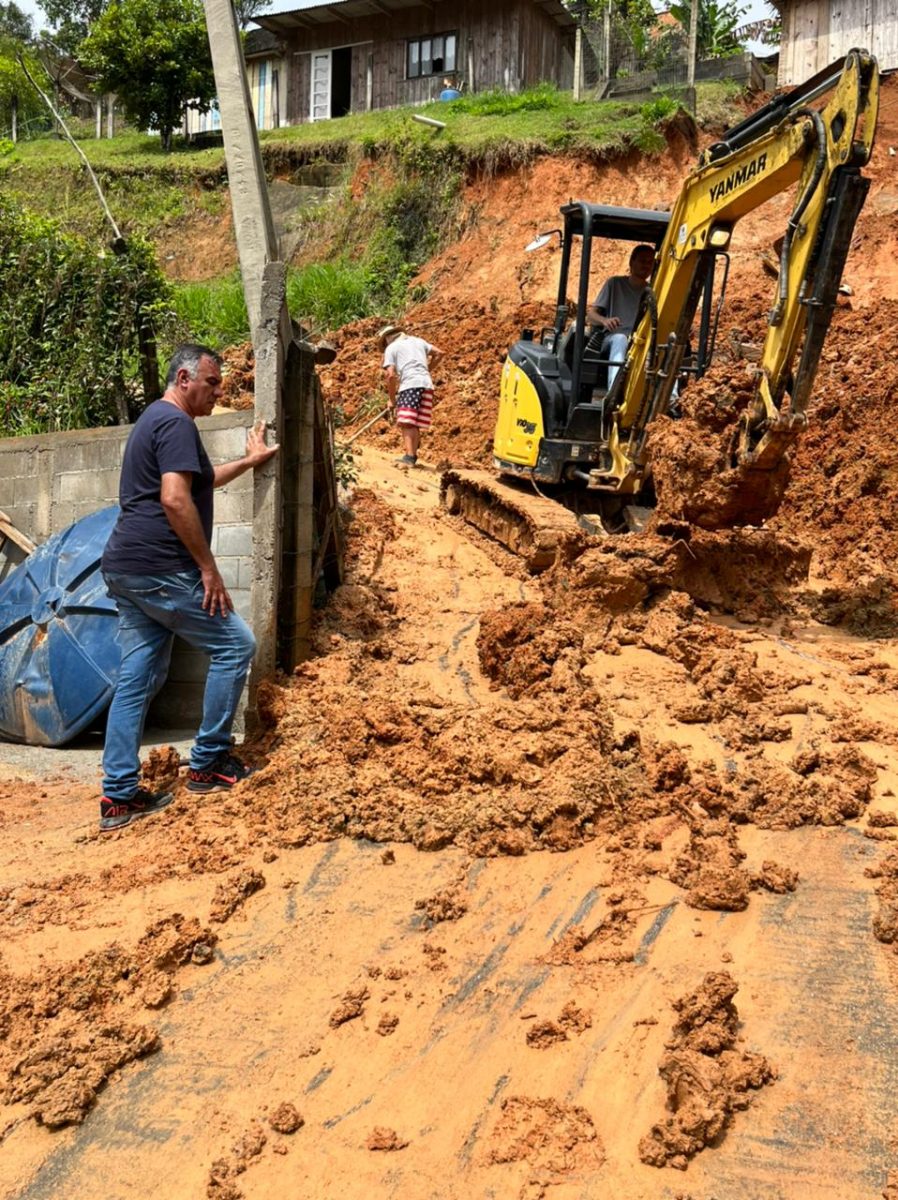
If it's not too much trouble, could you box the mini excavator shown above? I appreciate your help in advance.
[441,49,879,570]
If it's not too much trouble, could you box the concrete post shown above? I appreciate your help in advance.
[573,25,582,101]
[687,0,699,87]
[247,262,286,700]
[203,0,287,719]
[203,0,279,337]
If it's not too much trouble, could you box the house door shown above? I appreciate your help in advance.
[310,47,352,121]
[310,50,331,122]
[331,46,352,117]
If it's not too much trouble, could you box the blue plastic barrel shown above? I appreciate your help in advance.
[0,506,121,746]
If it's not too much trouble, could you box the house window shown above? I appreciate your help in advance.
[407,32,456,79]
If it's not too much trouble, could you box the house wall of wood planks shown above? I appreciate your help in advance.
[778,0,896,83]
[282,0,575,124]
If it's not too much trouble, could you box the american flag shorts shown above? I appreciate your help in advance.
[395,387,433,429]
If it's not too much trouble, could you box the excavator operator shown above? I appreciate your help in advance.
[586,243,655,390]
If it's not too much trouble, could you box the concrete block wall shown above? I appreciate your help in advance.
[0,409,255,732]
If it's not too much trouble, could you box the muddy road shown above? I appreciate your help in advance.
[3,451,898,1199]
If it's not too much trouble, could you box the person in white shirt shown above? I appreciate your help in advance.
[380,324,443,467]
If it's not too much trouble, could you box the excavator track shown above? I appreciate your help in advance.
[440,469,586,573]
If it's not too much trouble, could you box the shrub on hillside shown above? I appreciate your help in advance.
[0,197,172,437]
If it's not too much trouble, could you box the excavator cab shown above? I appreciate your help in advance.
[493,201,728,486]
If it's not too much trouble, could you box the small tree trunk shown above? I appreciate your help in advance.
[11,94,17,143]
[161,126,172,152]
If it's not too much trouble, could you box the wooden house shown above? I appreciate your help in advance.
[187,27,288,135]
[776,0,896,84]
[253,0,576,124]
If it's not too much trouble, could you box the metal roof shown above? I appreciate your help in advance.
[561,202,671,245]
[256,0,576,35]
[244,27,283,56]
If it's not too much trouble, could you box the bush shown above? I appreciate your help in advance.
[448,82,561,117]
[0,197,172,437]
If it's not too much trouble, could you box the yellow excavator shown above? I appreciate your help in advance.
[441,49,879,570]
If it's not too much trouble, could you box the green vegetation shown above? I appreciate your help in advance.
[80,0,216,151]
[169,163,464,344]
[0,81,745,241]
[667,0,748,59]
[0,79,753,434]
[0,196,170,438]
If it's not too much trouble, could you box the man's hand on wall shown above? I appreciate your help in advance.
[245,420,280,469]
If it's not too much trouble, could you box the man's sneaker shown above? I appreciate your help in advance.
[187,753,256,793]
[99,787,174,832]
[395,453,417,467]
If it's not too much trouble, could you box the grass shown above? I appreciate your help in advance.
[169,273,249,351]
[168,259,383,351]
[0,81,747,242]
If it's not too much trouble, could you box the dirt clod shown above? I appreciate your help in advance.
[367,1126,409,1151]
[639,972,775,1168]
[210,869,266,924]
[268,1102,304,1134]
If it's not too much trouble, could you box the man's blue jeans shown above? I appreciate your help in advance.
[601,332,630,390]
[101,569,256,801]
[601,331,679,398]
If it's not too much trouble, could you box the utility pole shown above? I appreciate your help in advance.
[687,0,699,87]
[202,0,286,695]
[202,0,278,337]
[573,24,583,101]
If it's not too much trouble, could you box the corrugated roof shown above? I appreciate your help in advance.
[244,26,282,56]
[256,0,575,35]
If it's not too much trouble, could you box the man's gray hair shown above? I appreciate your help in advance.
[165,343,222,387]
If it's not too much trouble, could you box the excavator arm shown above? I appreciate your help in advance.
[608,48,879,486]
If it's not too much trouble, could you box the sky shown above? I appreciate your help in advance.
[15,0,775,56]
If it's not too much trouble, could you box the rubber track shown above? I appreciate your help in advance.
[440,469,585,573]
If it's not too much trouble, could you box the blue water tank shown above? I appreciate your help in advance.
[0,506,120,746]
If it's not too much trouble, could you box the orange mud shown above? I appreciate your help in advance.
[638,971,775,1169]
[4,77,898,1200]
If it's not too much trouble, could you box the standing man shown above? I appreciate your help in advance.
[586,243,655,390]
[380,324,443,468]
[98,343,279,833]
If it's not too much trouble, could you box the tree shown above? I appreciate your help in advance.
[667,0,748,58]
[0,2,33,43]
[233,0,271,29]
[80,0,215,151]
[37,0,107,55]
[0,7,42,142]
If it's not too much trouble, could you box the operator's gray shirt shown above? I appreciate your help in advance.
[383,334,434,391]
[592,276,647,335]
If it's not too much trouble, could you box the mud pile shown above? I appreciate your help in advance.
[241,483,879,879]
[246,664,635,857]
[639,971,775,1169]
[487,1095,603,1173]
[647,360,791,530]
[772,300,898,583]
[0,915,215,1128]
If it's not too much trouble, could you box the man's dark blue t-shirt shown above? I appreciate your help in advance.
[102,400,215,575]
